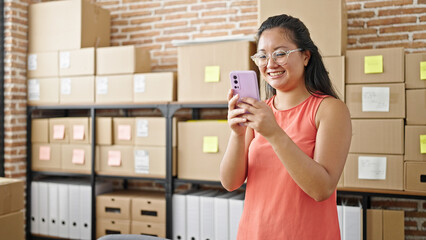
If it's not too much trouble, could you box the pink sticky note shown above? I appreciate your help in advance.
[39,146,51,161]
[118,125,131,140]
[108,150,121,167]
[53,124,65,140]
[72,149,85,165]
[73,125,85,140]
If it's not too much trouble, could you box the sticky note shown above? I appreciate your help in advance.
[108,150,121,167]
[118,125,131,140]
[53,125,65,140]
[364,55,383,74]
[204,66,220,82]
[203,136,219,153]
[362,87,390,112]
[420,61,426,80]
[420,135,426,154]
[72,149,85,165]
[39,146,51,161]
[73,125,85,140]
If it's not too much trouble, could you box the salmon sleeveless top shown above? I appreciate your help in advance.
[237,94,340,240]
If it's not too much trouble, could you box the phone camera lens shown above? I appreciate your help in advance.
[234,80,238,84]
[233,75,237,80]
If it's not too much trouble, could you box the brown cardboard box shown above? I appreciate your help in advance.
[131,191,165,223]
[406,89,426,125]
[59,48,95,77]
[27,78,59,105]
[404,162,426,192]
[96,218,130,238]
[96,117,113,145]
[134,146,172,178]
[68,117,91,144]
[177,40,257,102]
[0,178,24,215]
[113,117,135,145]
[367,209,382,240]
[96,46,151,75]
[61,144,91,174]
[134,117,166,147]
[344,154,403,190]
[31,118,49,143]
[323,56,345,100]
[60,76,95,104]
[350,119,404,154]
[178,120,230,181]
[31,143,61,171]
[404,126,426,161]
[345,83,405,118]
[49,118,70,143]
[131,221,165,238]
[97,145,134,176]
[337,172,344,188]
[346,48,405,84]
[133,72,176,103]
[367,209,405,240]
[95,75,133,104]
[405,53,426,89]
[96,191,132,220]
[27,51,59,78]
[28,0,110,52]
[258,0,347,57]
[0,210,25,240]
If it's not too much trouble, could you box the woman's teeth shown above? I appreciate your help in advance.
[269,71,284,76]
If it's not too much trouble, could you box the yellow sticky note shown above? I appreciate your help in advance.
[364,55,383,74]
[420,135,426,154]
[203,136,219,153]
[420,61,426,80]
[205,66,220,82]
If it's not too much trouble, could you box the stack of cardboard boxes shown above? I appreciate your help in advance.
[0,178,25,240]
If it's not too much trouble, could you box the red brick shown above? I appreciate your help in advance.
[191,17,227,25]
[121,10,151,18]
[346,3,361,11]
[165,13,198,20]
[130,31,162,39]
[129,2,162,10]
[364,0,413,8]
[348,20,365,27]
[229,14,257,22]
[405,230,426,237]
[164,27,197,35]
[421,15,426,22]
[405,220,418,227]
[380,24,426,34]
[348,11,376,19]
[164,0,198,7]
[420,0,426,3]
[200,23,236,31]
[121,26,152,33]
[155,35,189,43]
[370,199,418,208]
[154,21,188,29]
[202,9,238,17]
[155,7,187,15]
[414,33,426,40]
[130,17,162,25]
[348,28,378,35]
[241,7,257,14]
[367,16,417,26]
[378,7,426,16]
[376,41,426,49]
[240,21,258,28]
[230,1,257,7]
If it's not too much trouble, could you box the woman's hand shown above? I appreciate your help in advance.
[227,89,248,136]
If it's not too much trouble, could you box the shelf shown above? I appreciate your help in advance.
[31,171,91,178]
[28,102,169,111]
[337,187,426,199]
[96,174,167,184]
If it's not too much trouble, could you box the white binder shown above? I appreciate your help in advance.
[172,191,188,240]
[214,192,238,240]
[186,190,213,240]
[48,182,59,237]
[38,181,49,235]
[337,205,343,240]
[229,193,245,240]
[58,182,69,238]
[200,191,220,240]
[343,205,362,240]
[69,183,81,239]
[30,181,39,234]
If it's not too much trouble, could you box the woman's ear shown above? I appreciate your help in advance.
[303,50,311,67]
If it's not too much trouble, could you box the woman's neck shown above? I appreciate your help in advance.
[273,87,311,110]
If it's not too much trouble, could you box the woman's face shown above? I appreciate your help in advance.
[256,27,310,92]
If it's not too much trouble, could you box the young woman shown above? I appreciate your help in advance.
[220,14,352,239]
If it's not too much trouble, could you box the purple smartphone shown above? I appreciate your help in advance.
[229,70,260,102]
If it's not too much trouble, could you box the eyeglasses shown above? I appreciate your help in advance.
[250,48,303,67]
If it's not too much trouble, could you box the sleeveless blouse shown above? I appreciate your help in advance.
[237,94,340,240]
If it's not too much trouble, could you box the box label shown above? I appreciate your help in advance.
[135,150,149,174]
[61,78,72,95]
[97,77,108,95]
[73,125,85,140]
[137,119,149,137]
[358,156,387,180]
[39,146,51,161]
[28,54,37,71]
[364,55,383,74]
[118,125,132,140]
[72,149,85,165]
[53,125,65,140]
[205,66,220,82]
[108,150,121,167]
[203,136,219,153]
[420,61,426,80]
[420,135,426,154]
[362,87,390,112]
[60,52,70,69]
[134,75,146,93]
[28,79,40,101]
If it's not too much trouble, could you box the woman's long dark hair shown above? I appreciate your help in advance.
[257,14,339,99]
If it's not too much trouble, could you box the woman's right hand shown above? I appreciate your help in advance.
[227,89,248,136]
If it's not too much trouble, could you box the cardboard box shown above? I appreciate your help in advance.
[350,119,404,154]
[96,46,151,75]
[0,178,25,215]
[31,118,49,143]
[96,218,130,239]
[97,145,134,176]
[31,143,61,171]
[367,209,382,240]
[258,0,347,57]
[60,76,95,104]
[27,78,59,105]
[404,126,426,162]
[113,117,135,145]
[131,191,165,223]
[405,52,426,89]
[344,154,403,190]
[178,120,230,181]
[59,48,95,77]
[96,117,113,145]
[404,162,426,192]
[133,72,176,103]
[406,89,426,125]
[28,0,110,52]
[367,209,404,240]
[27,51,59,78]
[131,221,165,238]
[345,83,405,118]
[49,118,70,144]
[0,210,25,240]
[68,117,91,144]
[177,40,257,102]
[323,56,345,100]
[337,172,344,188]
[96,191,132,220]
[95,75,133,104]
[134,146,172,178]
[61,144,92,174]
[346,48,405,84]
[134,117,166,147]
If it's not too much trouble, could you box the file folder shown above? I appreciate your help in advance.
[200,191,220,240]
[38,181,49,235]
[30,181,39,234]
[343,205,362,240]
[214,192,239,240]
[186,190,213,240]
[229,193,244,240]
[58,181,69,238]
[48,182,59,237]
[172,191,188,240]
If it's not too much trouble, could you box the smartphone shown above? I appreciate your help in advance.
[229,70,260,102]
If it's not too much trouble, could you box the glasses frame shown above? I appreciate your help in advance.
[250,48,303,67]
